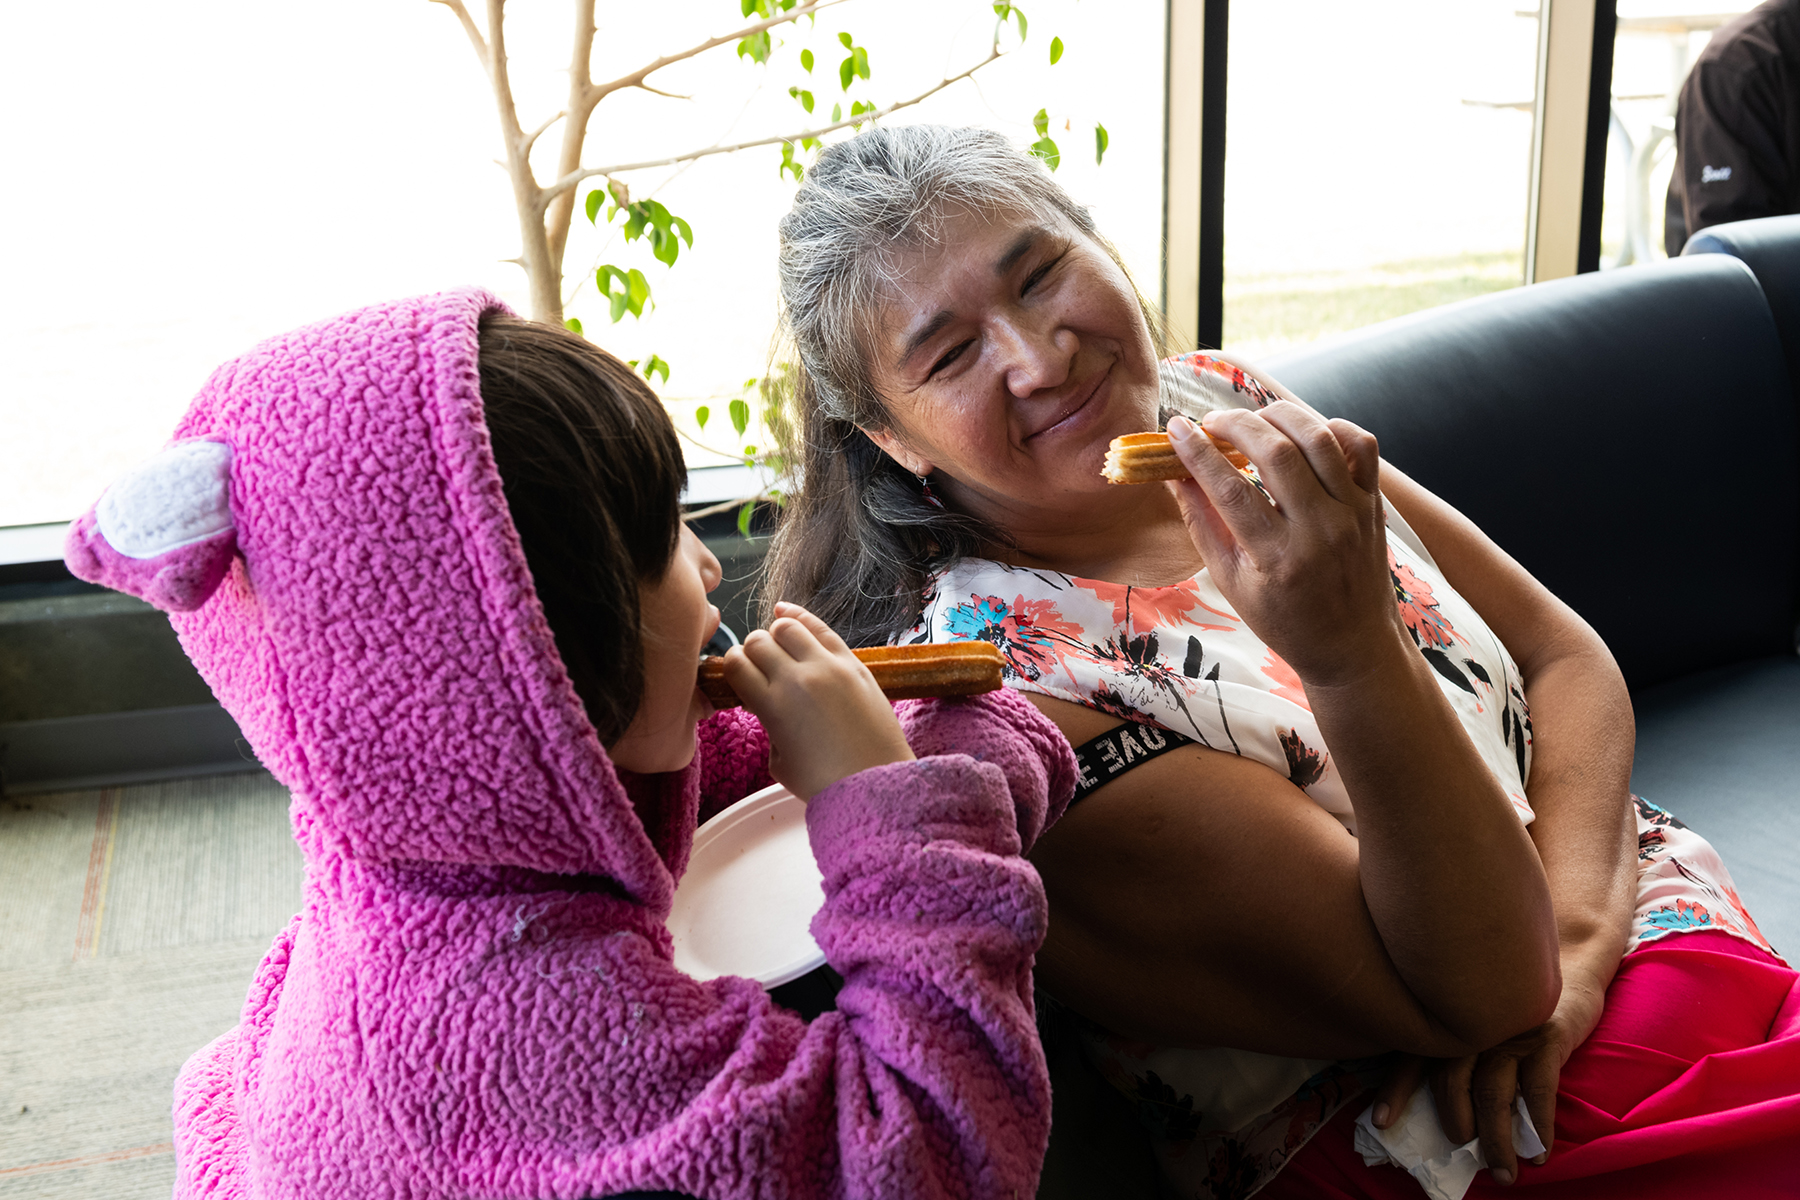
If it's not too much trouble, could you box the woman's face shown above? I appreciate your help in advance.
[862,206,1162,528]
[608,524,722,775]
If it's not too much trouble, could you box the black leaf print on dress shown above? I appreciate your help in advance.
[1133,1070,1203,1143]
[1091,683,1154,724]
[1184,635,1204,678]
[1082,631,1226,751]
[1280,727,1328,788]
[1463,659,1492,687]
[1504,706,1527,781]
[1421,647,1476,694]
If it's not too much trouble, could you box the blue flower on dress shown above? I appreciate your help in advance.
[1644,899,1714,932]
[941,594,1082,683]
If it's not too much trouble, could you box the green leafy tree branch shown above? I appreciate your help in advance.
[428,0,1045,327]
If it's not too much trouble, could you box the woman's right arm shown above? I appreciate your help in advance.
[1027,695,1546,1060]
[1021,404,1561,1060]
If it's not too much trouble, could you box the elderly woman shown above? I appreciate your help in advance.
[760,125,1800,1199]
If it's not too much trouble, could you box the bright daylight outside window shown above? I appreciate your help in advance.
[1221,1,1543,359]
[0,1,1163,531]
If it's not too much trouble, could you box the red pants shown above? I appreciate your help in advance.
[1261,932,1800,1199]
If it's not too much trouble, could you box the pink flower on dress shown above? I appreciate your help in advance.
[1260,648,1310,711]
[1079,577,1240,633]
[1388,546,1463,650]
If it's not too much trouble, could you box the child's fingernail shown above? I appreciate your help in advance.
[1167,415,1195,443]
[1372,1103,1390,1128]
[1492,1168,1514,1186]
[1532,1153,1547,1166]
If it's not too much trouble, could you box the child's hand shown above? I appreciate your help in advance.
[721,602,915,800]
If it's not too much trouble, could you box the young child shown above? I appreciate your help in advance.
[64,289,1076,1200]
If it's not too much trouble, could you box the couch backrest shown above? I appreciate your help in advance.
[1685,213,1800,416]
[1263,254,1799,690]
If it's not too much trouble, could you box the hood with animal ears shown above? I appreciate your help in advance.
[65,289,690,908]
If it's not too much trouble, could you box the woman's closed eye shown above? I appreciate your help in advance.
[929,339,974,377]
[1022,244,1072,298]
[1022,251,1066,297]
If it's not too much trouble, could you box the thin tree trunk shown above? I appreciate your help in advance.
[544,1,599,294]
[484,0,562,322]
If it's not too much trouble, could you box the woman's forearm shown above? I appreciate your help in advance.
[1520,637,1638,1015]
[1304,631,1563,1051]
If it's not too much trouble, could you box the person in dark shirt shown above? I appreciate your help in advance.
[1665,0,1800,255]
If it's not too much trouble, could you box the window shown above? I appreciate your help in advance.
[1220,0,1541,358]
[0,1,1163,526]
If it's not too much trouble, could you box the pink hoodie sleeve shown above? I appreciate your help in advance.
[788,687,1077,1196]
[695,707,775,825]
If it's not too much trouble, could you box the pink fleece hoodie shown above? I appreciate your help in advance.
[63,289,1076,1200]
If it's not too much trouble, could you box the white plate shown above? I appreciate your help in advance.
[669,783,826,986]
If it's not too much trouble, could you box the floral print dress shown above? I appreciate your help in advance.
[901,351,1782,1200]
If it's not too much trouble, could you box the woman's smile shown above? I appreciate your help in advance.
[1022,356,1114,443]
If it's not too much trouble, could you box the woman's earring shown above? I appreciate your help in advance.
[917,473,945,510]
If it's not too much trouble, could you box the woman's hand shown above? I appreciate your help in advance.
[720,601,914,800]
[1372,962,1608,1184]
[1164,404,1404,689]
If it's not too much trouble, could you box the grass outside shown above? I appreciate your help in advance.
[1223,251,1524,360]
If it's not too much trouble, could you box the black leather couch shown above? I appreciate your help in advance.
[1266,217,1800,958]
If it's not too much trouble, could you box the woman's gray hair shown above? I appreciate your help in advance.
[777,124,1127,429]
[761,125,1163,646]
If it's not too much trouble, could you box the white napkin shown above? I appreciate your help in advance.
[1353,1081,1547,1200]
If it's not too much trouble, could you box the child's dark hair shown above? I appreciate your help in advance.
[477,314,687,747]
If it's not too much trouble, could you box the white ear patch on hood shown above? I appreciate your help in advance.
[96,440,235,559]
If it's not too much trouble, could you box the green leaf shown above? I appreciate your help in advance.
[852,45,869,81]
[584,189,604,224]
[1032,107,1049,137]
[1095,122,1110,165]
[737,30,771,62]
[741,0,755,15]
[742,444,757,457]
[642,354,670,385]
[800,47,814,72]
[737,500,754,538]
[729,397,751,437]
[564,317,583,335]
[779,141,803,182]
[831,102,842,123]
[696,405,711,430]
[839,54,853,90]
[1030,136,1060,171]
[1015,9,1028,40]
[597,264,651,321]
[744,377,758,390]
[672,215,693,247]
[1049,35,1063,64]
[789,86,814,114]
[838,30,853,48]
[652,229,679,266]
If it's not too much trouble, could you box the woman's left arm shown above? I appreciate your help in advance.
[1377,462,1638,1182]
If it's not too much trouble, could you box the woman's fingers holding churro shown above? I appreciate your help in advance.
[1168,415,1282,540]
[1241,400,1368,505]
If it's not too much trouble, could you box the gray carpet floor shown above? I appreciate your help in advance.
[0,772,303,1198]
